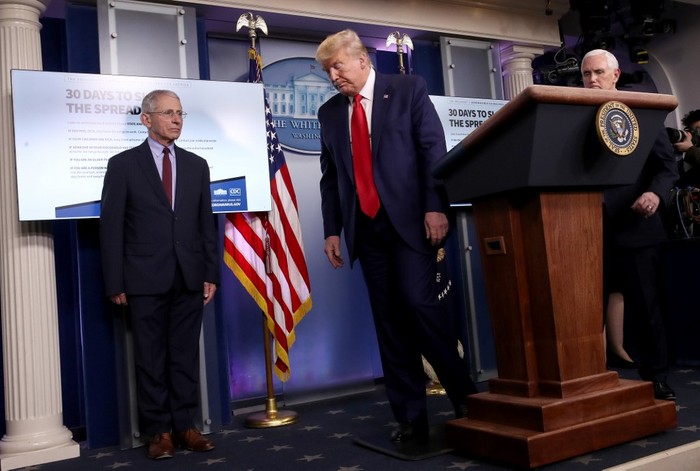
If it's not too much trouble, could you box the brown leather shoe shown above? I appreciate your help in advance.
[147,432,175,459]
[174,428,215,452]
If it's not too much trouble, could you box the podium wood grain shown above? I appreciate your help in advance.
[446,191,676,468]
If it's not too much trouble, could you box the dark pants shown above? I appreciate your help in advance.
[127,267,204,435]
[616,245,669,381]
[355,209,476,424]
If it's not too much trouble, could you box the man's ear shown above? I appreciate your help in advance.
[613,67,621,84]
[359,54,368,69]
[140,113,150,127]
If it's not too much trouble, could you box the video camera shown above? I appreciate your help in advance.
[667,127,700,146]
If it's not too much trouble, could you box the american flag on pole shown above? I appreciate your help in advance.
[223,47,312,382]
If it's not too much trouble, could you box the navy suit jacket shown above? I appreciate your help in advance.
[318,72,449,260]
[100,139,219,296]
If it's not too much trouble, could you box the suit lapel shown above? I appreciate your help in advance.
[135,139,172,210]
[330,94,354,181]
[173,145,193,209]
[371,73,391,160]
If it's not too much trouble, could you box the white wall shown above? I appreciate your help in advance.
[646,2,700,126]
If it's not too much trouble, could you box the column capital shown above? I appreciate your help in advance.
[500,43,545,63]
[499,44,544,100]
[0,0,48,12]
[0,0,46,25]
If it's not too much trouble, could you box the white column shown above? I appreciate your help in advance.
[0,0,79,469]
[500,44,544,100]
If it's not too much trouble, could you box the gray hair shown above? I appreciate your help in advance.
[141,90,180,113]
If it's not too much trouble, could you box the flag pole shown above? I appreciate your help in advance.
[244,312,298,428]
[236,12,299,429]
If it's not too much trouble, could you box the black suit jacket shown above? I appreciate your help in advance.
[604,129,679,247]
[100,139,219,296]
[318,72,449,261]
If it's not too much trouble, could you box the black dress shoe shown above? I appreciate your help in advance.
[390,422,429,443]
[653,380,676,401]
[606,351,637,369]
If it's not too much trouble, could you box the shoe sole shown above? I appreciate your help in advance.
[183,446,215,452]
[174,442,215,452]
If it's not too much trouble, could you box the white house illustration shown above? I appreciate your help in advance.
[265,72,336,119]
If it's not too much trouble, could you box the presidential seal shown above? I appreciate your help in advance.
[596,101,639,156]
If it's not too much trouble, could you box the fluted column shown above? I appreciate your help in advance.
[0,0,79,469]
[500,44,544,100]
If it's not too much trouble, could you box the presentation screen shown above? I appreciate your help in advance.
[430,95,508,151]
[11,70,270,221]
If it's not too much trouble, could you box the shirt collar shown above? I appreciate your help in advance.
[148,137,174,158]
[349,68,376,104]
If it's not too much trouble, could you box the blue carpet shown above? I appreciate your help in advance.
[24,366,700,471]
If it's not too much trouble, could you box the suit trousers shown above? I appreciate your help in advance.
[127,265,204,435]
[355,208,476,424]
[612,244,669,381]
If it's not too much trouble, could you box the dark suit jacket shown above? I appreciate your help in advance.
[100,139,219,296]
[604,129,679,248]
[678,144,700,188]
[318,72,448,260]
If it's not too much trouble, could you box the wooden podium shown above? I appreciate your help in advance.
[433,85,678,468]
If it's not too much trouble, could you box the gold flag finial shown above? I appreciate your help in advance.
[386,31,414,74]
[236,12,268,49]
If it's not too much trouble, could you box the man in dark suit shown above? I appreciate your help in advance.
[100,90,219,459]
[315,29,477,443]
[581,49,679,400]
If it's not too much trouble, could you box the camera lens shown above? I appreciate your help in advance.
[666,127,687,143]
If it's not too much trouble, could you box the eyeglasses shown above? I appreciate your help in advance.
[147,110,187,119]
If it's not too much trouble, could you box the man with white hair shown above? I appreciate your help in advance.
[581,49,678,400]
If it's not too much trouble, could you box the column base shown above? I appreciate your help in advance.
[0,441,79,471]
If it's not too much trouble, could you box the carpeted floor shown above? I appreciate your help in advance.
[22,366,700,471]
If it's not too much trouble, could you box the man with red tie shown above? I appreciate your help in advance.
[315,30,477,443]
[100,90,219,459]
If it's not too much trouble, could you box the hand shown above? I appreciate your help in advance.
[632,191,660,218]
[203,282,217,306]
[110,293,128,306]
[324,235,344,268]
[673,132,694,153]
[424,212,449,246]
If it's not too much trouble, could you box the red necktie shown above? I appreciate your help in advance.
[351,94,380,218]
[162,147,172,206]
